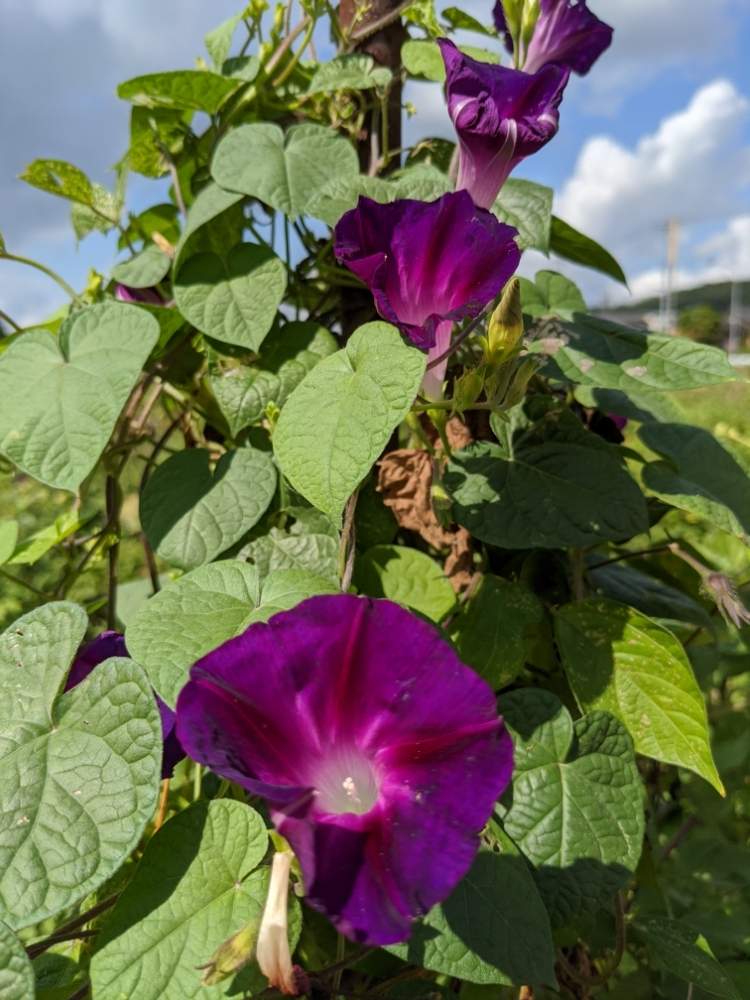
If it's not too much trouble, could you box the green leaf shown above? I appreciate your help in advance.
[210,321,338,435]
[390,841,556,986]
[446,438,647,549]
[205,12,243,68]
[244,529,339,585]
[0,302,159,492]
[634,918,741,999]
[212,123,359,219]
[493,179,553,252]
[91,800,272,1000]
[401,39,500,81]
[244,568,338,624]
[174,244,287,351]
[549,216,627,286]
[501,689,645,925]
[0,921,34,1000]
[573,385,685,424]
[118,70,241,114]
[126,561,260,706]
[304,174,392,227]
[520,270,586,320]
[640,423,750,541]
[126,562,334,706]
[141,448,277,571]
[174,182,244,262]
[403,0,443,35]
[0,522,19,566]
[19,160,117,222]
[441,6,497,36]
[307,54,392,93]
[389,164,452,201]
[112,244,171,289]
[7,510,88,566]
[555,599,723,793]
[588,561,713,629]
[355,545,456,622]
[532,314,737,391]
[125,107,189,179]
[0,603,161,929]
[274,322,425,520]
[450,575,547,688]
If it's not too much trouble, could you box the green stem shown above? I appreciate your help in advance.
[0,307,22,332]
[1,251,82,304]
[0,567,48,598]
[105,474,121,630]
[272,17,315,85]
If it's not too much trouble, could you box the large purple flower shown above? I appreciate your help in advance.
[439,38,569,210]
[493,0,613,76]
[176,595,513,945]
[334,191,520,397]
[66,631,185,780]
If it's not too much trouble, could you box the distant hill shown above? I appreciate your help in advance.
[601,279,750,323]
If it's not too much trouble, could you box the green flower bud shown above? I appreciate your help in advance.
[199,917,260,986]
[502,356,540,409]
[452,368,485,412]
[520,0,541,54]
[500,0,524,39]
[483,278,524,366]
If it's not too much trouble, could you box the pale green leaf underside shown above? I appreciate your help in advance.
[0,302,158,491]
[91,800,270,1000]
[174,243,287,351]
[307,54,392,93]
[493,179,553,252]
[0,920,34,1000]
[0,604,161,929]
[141,447,277,571]
[112,244,171,288]
[555,598,723,793]
[211,122,359,219]
[273,322,426,519]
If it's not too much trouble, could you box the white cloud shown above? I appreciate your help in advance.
[558,79,750,247]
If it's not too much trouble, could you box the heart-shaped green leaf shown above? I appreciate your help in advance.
[307,54,392,93]
[118,70,241,114]
[0,921,34,1000]
[0,302,158,492]
[90,800,275,1000]
[174,182,244,263]
[243,528,339,585]
[112,244,171,288]
[211,123,359,218]
[174,243,286,350]
[520,270,586,320]
[141,447,277,571]
[273,322,425,519]
[126,562,335,706]
[355,545,456,622]
[556,598,723,793]
[0,603,161,930]
[493,179,553,251]
[501,688,644,925]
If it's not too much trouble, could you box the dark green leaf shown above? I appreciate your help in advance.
[588,561,713,628]
[0,920,34,999]
[389,845,556,985]
[549,216,627,285]
[501,689,644,925]
[555,599,723,793]
[634,918,741,999]
[118,70,241,114]
[450,575,547,687]
[640,423,750,541]
[573,386,685,424]
[141,448,277,571]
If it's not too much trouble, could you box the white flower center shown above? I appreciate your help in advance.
[314,746,379,816]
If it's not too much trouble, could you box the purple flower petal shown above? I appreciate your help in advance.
[333,191,520,350]
[66,630,185,780]
[176,595,513,945]
[115,284,164,306]
[493,0,613,76]
[439,38,569,209]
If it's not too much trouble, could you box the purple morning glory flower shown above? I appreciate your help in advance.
[176,595,513,945]
[334,191,520,397]
[493,0,613,76]
[66,631,185,780]
[115,284,164,306]
[439,38,569,210]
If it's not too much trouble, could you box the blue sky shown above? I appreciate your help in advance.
[1,0,748,324]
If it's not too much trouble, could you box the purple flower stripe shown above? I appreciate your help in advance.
[176,595,514,945]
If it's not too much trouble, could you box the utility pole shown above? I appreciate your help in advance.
[660,218,680,333]
[728,280,742,354]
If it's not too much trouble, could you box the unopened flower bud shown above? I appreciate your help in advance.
[257,851,300,996]
[199,917,260,986]
[484,279,524,366]
[500,0,524,40]
[502,356,540,409]
[520,0,541,54]
[453,368,484,412]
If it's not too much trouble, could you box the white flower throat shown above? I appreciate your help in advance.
[314,745,379,816]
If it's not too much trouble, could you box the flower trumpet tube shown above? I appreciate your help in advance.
[439,38,569,210]
[176,595,514,945]
[257,851,298,996]
[333,191,520,399]
[493,0,613,76]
